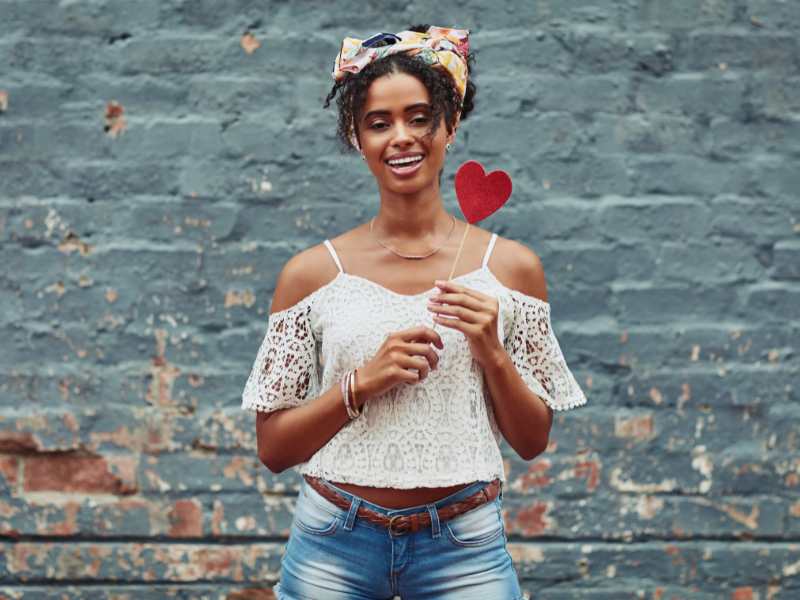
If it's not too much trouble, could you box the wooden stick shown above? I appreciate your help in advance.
[431,222,470,332]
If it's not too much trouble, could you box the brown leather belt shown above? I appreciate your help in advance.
[303,475,501,536]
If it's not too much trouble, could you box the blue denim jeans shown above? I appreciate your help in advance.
[275,477,523,599]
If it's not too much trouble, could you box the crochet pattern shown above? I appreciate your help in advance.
[241,235,587,487]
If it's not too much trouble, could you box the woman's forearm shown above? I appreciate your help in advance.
[256,379,366,473]
[482,349,553,461]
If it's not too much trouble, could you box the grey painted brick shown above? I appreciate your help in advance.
[633,0,738,30]
[683,30,799,71]
[773,240,800,280]
[2,0,799,594]
[634,72,746,117]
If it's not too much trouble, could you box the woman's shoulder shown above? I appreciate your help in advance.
[269,241,343,315]
[487,232,548,303]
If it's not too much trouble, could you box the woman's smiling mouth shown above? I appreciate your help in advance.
[384,153,425,176]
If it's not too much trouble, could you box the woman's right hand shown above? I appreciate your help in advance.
[355,326,444,407]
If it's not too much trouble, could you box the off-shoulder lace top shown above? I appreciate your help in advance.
[241,233,587,488]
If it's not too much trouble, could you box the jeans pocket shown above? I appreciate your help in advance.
[293,482,341,536]
[444,497,504,547]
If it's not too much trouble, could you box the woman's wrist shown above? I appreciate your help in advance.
[353,366,373,409]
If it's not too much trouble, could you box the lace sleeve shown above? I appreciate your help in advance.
[504,291,587,411]
[241,299,320,413]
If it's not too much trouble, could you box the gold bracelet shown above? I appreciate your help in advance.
[349,369,362,417]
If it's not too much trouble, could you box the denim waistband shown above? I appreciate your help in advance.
[312,477,500,517]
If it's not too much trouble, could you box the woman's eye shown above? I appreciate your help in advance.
[412,116,430,125]
[369,122,388,130]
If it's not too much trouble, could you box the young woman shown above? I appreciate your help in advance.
[242,24,587,600]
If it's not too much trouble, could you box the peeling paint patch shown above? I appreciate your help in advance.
[732,586,756,600]
[58,231,93,255]
[24,454,138,495]
[104,100,126,137]
[515,459,552,491]
[241,32,261,54]
[636,494,664,519]
[44,281,66,296]
[614,413,654,441]
[146,329,182,409]
[514,501,553,535]
[691,445,713,494]
[225,289,256,308]
[693,497,760,529]
[570,459,600,492]
[168,499,202,537]
[648,387,663,405]
[784,557,800,577]
[610,467,677,493]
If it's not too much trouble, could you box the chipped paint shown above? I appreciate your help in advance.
[614,413,654,441]
[146,329,182,409]
[104,100,126,137]
[636,494,664,519]
[691,445,713,494]
[225,289,256,308]
[514,501,553,536]
[610,467,677,493]
[241,32,261,54]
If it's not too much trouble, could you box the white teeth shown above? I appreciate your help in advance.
[387,155,423,166]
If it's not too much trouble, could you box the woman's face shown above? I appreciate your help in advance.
[356,72,455,196]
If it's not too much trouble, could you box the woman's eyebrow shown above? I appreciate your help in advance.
[363,102,431,120]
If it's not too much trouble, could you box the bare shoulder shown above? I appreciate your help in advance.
[269,242,341,315]
[490,235,548,303]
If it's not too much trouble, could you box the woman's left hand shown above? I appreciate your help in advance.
[427,279,505,368]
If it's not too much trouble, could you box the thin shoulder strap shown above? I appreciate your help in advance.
[323,239,344,273]
[482,233,498,268]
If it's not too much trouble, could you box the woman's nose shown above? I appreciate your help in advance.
[391,121,414,146]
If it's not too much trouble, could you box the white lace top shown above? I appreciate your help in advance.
[241,233,587,488]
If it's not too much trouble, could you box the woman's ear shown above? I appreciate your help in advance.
[448,112,462,144]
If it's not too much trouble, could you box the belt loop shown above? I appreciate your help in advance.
[344,495,361,531]
[426,503,440,539]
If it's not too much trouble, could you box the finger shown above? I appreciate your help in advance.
[401,326,442,348]
[434,279,490,302]
[407,342,440,369]
[427,301,481,324]
[429,286,484,309]
[431,313,468,334]
[420,328,444,349]
[407,355,431,381]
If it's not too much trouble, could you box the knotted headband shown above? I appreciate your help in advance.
[332,26,470,100]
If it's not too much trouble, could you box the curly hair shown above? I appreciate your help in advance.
[323,24,477,153]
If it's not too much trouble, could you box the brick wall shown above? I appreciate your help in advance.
[1,0,798,597]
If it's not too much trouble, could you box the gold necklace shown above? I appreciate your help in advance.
[369,214,456,260]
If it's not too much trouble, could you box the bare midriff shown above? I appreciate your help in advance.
[329,481,473,509]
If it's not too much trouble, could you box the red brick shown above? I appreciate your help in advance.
[24,454,137,494]
[514,501,552,536]
[168,499,202,537]
[0,456,19,488]
[226,589,276,600]
[0,431,40,453]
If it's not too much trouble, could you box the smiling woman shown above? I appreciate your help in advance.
[242,22,586,600]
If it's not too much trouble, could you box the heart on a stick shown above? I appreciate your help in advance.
[454,160,512,224]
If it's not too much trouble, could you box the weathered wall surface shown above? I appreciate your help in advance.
[1,0,798,598]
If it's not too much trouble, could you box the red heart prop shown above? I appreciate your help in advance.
[454,160,512,224]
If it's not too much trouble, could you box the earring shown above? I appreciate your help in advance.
[360,152,366,161]
[445,143,452,153]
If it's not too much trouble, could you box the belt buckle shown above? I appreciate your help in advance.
[388,514,410,536]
